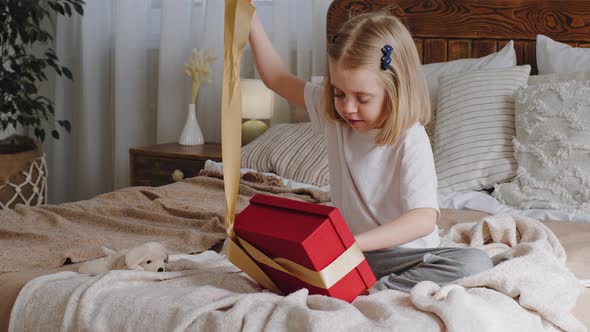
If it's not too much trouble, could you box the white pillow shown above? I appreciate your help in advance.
[434,65,531,192]
[423,41,517,111]
[536,34,590,74]
[493,78,590,213]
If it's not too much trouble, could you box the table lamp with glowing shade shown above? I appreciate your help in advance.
[240,79,274,145]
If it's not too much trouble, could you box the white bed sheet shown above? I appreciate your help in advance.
[205,160,590,222]
[439,191,590,223]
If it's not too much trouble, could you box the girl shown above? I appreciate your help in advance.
[248,10,492,292]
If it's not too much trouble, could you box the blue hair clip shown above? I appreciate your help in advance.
[381,45,393,70]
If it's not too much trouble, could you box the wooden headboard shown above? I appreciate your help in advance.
[327,0,590,74]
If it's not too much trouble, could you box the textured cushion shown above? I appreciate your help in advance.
[423,41,517,145]
[536,35,590,75]
[241,122,329,187]
[434,65,531,192]
[493,78,590,213]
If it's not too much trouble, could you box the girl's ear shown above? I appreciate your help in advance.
[125,245,148,270]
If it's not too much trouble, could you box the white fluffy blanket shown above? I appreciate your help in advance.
[9,214,586,332]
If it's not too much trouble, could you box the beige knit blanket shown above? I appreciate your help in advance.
[0,175,329,273]
[9,214,586,332]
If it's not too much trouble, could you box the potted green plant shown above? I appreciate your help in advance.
[0,0,85,208]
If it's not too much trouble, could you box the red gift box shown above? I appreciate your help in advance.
[233,194,376,302]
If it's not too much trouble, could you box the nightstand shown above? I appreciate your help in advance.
[129,143,222,187]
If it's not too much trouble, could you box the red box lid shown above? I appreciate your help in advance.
[234,194,375,291]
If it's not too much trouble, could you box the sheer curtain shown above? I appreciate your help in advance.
[43,0,332,204]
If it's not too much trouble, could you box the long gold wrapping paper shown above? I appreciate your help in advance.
[222,0,282,294]
[221,0,253,234]
[221,0,367,295]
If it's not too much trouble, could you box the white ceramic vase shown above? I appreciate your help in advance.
[179,104,204,145]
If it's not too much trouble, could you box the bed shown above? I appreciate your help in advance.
[2,0,590,331]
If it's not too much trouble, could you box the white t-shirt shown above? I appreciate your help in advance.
[304,82,440,249]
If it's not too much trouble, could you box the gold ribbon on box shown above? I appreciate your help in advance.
[222,0,365,294]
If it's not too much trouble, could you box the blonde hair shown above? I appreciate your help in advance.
[322,12,431,145]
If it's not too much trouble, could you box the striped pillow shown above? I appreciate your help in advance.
[241,122,329,187]
[434,65,531,192]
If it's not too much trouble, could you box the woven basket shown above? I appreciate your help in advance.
[0,138,48,209]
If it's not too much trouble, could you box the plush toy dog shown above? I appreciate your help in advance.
[78,242,169,276]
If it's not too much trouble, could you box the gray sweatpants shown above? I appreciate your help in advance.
[364,247,493,293]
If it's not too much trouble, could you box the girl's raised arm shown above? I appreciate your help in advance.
[249,10,306,108]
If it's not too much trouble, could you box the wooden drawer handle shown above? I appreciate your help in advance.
[171,169,185,182]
